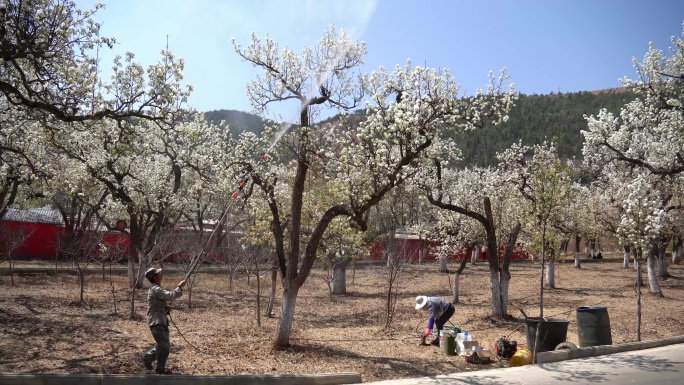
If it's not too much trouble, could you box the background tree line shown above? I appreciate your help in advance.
[204,89,638,167]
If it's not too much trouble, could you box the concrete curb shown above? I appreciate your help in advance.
[0,372,362,385]
[536,335,684,363]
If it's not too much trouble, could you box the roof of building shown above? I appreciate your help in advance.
[2,208,64,225]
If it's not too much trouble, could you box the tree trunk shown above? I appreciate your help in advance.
[275,285,300,348]
[573,235,581,268]
[332,259,351,295]
[127,257,135,288]
[439,256,448,272]
[636,257,642,342]
[472,245,479,262]
[646,248,662,297]
[255,262,261,327]
[418,239,427,264]
[545,261,555,288]
[386,252,394,267]
[489,267,504,317]
[623,246,630,269]
[656,246,668,278]
[672,237,682,264]
[534,224,547,363]
[453,272,460,304]
[452,248,470,304]
[79,269,85,303]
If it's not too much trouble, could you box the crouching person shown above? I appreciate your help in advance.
[142,267,186,374]
[415,295,455,346]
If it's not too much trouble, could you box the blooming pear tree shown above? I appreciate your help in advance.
[617,173,667,340]
[47,112,226,293]
[0,107,48,216]
[0,0,190,124]
[418,163,525,318]
[230,27,515,347]
[498,141,574,286]
[583,23,684,178]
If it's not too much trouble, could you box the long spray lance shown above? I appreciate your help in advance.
[183,154,268,281]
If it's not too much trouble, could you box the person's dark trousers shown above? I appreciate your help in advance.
[430,304,456,345]
[143,325,170,371]
[436,304,456,332]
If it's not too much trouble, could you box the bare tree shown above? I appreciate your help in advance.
[0,221,34,285]
[377,233,414,328]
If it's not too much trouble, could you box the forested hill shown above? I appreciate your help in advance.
[454,89,638,166]
[204,89,637,166]
[203,109,265,137]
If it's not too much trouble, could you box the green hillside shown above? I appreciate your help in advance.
[454,89,638,166]
[205,89,637,166]
[203,109,266,137]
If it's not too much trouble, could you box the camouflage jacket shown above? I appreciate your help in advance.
[147,284,183,326]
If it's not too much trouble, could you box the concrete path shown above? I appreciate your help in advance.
[364,343,684,385]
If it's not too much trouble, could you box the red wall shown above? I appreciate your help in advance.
[0,220,129,260]
[367,238,528,261]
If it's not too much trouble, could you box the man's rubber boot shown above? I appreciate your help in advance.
[142,356,153,371]
[430,336,440,347]
[155,368,173,375]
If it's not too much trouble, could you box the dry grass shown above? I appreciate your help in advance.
[1,255,683,382]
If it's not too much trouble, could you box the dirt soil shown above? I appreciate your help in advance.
[1,256,683,382]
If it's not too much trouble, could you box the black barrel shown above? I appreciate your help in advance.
[576,306,612,347]
[524,317,570,353]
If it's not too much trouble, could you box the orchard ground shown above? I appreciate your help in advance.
[1,254,683,382]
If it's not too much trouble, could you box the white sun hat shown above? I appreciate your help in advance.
[415,295,428,310]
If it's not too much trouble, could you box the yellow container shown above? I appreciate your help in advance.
[509,348,532,367]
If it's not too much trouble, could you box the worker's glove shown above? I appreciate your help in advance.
[422,328,432,337]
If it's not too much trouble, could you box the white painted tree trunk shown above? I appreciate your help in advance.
[585,245,589,255]
[623,246,630,269]
[545,262,555,288]
[332,259,350,295]
[275,285,300,347]
[439,256,448,272]
[636,257,643,341]
[419,241,427,264]
[500,275,510,316]
[646,250,662,297]
[489,269,504,317]
[386,252,394,267]
[673,237,682,264]
[472,246,479,262]
[453,272,460,304]
[674,248,680,264]
[573,250,580,268]
[127,258,135,288]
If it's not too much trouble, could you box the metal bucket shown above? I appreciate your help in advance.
[576,306,612,347]
[524,317,570,353]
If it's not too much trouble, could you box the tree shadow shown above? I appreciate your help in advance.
[538,351,684,383]
[285,343,505,384]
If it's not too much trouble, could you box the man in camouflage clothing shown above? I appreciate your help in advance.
[415,295,456,346]
[142,267,186,374]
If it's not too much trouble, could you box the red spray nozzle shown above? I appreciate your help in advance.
[261,155,266,161]
[239,181,246,188]
[231,191,238,199]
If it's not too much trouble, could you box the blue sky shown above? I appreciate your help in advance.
[75,0,684,120]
